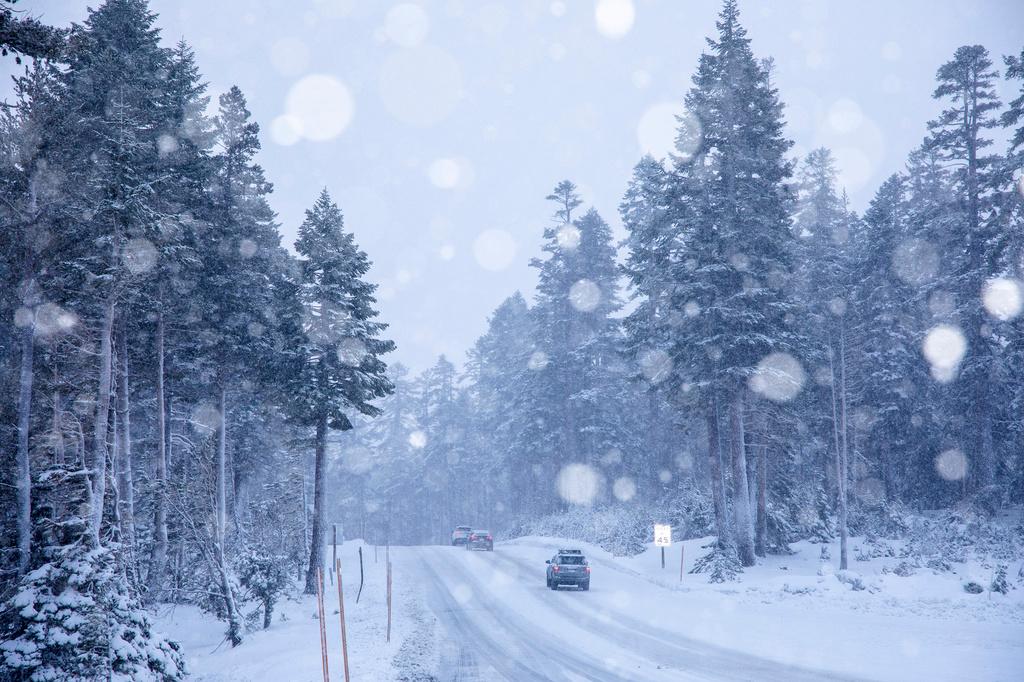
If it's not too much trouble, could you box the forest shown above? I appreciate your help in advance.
[0,0,1021,679]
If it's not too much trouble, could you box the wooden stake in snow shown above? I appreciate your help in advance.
[336,558,351,682]
[331,524,337,585]
[356,546,364,604]
[680,545,685,582]
[386,558,393,643]
[316,567,330,682]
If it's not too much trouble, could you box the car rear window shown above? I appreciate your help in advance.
[558,555,585,564]
[472,530,490,535]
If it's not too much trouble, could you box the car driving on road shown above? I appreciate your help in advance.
[546,549,590,590]
[465,529,493,551]
[451,525,472,546]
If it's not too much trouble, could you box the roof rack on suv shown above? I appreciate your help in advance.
[557,549,583,554]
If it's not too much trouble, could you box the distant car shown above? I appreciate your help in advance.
[546,549,590,590]
[451,525,472,546]
[465,529,493,551]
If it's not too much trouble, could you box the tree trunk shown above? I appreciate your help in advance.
[148,311,169,602]
[115,312,135,549]
[730,390,755,567]
[755,440,767,558]
[838,327,850,570]
[52,386,65,467]
[90,297,116,545]
[215,541,243,646]
[305,413,328,594]
[214,381,243,645]
[16,175,40,575]
[217,383,228,549]
[705,398,731,549]
[15,315,34,575]
[301,469,310,582]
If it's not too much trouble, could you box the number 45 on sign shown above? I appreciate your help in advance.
[654,523,671,569]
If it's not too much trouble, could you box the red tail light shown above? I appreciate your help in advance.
[486,535,492,541]
[552,565,560,573]
[584,566,591,574]
[469,534,477,540]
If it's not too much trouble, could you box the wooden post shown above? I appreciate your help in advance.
[316,567,329,682]
[374,543,378,563]
[386,559,393,643]
[356,546,365,604]
[661,546,665,570]
[331,524,337,585]
[680,544,685,582]
[336,558,351,682]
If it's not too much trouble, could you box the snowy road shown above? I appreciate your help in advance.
[409,545,854,681]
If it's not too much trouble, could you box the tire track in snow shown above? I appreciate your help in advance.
[416,546,664,681]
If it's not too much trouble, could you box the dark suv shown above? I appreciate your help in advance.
[465,529,493,551]
[545,549,590,590]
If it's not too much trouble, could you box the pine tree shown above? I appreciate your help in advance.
[530,180,631,508]
[293,189,394,593]
[791,148,857,568]
[466,293,538,519]
[658,0,800,566]
[926,45,1003,493]
[854,175,919,501]
[144,38,213,604]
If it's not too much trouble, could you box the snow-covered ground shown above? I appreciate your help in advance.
[154,540,422,681]
[155,536,1024,681]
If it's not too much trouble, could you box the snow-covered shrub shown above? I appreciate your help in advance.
[893,560,917,577]
[925,557,952,574]
[969,485,1007,518]
[902,508,1022,566]
[661,481,714,540]
[855,534,896,562]
[0,541,185,681]
[521,504,652,556]
[963,581,984,594]
[836,570,866,591]
[237,549,292,629]
[848,500,910,539]
[990,565,1010,595]
[690,544,742,583]
[794,482,835,543]
[765,499,797,554]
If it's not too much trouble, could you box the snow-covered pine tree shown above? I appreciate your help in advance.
[292,189,394,593]
[466,293,541,520]
[996,48,1024,501]
[925,45,1003,496]
[790,148,858,568]
[620,155,686,496]
[530,181,632,508]
[659,0,801,567]
[143,38,214,605]
[853,174,922,503]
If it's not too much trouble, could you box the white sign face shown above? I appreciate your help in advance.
[654,523,672,547]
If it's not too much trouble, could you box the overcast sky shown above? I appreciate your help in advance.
[7,0,1023,372]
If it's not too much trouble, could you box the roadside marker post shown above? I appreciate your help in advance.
[331,524,337,586]
[386,558,393,643]
[315,567,329,682]
[336,558,351,682]
[680,544,685,582]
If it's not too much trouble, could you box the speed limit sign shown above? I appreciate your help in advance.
[654,524,672,547]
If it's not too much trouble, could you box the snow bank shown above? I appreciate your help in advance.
[154,540,416,681]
